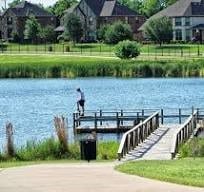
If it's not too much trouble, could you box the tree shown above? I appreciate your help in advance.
[144,16,173,45]
[24,15,40,42]
[39,25,56,43]
[105,21,133,44]
[63,13,83,43]
[97,25,108,42]
[143,0,163,17]
[8,0,23,8]
[115,40,140,59]
[47,0,77,18]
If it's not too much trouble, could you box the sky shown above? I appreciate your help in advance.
[0,0,58,9]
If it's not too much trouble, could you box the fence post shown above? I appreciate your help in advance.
[181,47,183,57]
[197,44,200,56]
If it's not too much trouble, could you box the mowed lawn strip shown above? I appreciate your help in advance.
[116,158,204,187]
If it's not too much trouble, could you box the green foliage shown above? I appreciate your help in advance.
[24,15,40,42]
[116,158,204,187]
[105,22,133,44]
[8,0,23,8]
[115,40,140,59]
[143,0,163,17]
[97,141,119,160]
[97,25,108,42]
[16,139,67,161]
[39,25,56,42]
[1,55,204,78]
[48,0,77,18]
[1,137,118,161]
[144,16,173,45]
[63,13,83,43]
[179,138,204,158]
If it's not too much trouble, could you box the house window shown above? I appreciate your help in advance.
[7,17,13,25]
[185,17,190,26]
[7,28,12,38]
[186,29,191,41]
[89,17,93,25]
[175,17,182,26]
[175,29,182,40]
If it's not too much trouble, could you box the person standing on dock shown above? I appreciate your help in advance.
[77,88,85,116]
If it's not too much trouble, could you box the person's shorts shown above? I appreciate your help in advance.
[79,100,85,107]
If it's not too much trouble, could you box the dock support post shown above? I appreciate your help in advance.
[100,110,102,126]
[179,108,182,124]
[142,109,144,121]
[94,112,97,131]
[116,112,120,133]
[121,110,123,126]
[161,109,164,124]
[73,113,76,134]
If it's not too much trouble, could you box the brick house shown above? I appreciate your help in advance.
[0,1,56,41]
[140,0,204,42]
[55,0,145,41]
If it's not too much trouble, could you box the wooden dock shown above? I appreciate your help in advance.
[72,108,204,161]
[73,108,204,134]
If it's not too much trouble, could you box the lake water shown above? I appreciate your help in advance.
[0,78,204,149]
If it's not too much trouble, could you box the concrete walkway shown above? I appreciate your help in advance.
[0,163,203,192]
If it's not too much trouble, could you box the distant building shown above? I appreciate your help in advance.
[140,0,204,42]
[0,1,56,41]
[55,0,146,41]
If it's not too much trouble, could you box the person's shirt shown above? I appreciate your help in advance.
[77,91,85,101]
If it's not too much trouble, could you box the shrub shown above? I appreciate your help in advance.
[179,138,204,158]
[115,40,140,59]
[105,22,133,44]
[97,25,108,42]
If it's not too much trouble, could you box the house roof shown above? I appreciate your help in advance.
[65,0,140,17]
[6,1,55,17]
[139,0,204,31]
[84,0,105,16]
[100,1,115,16]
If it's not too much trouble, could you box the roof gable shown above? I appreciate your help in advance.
[8,1,54,17]
[84,0,105,16]
[112,2,138,16]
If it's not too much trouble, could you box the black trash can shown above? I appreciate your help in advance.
[80,139,96,162]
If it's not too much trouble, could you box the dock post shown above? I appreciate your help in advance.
[73,113,76,134]
[116,112,120,133]
[100,110,102,126]
[179,108,182,124]
[121,110,123,126]
[142,109,144,121]
[94,112,97,131]
[161,109,164,124]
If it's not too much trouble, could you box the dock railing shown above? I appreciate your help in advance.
[117,111,160,160]
[170,110,198,159]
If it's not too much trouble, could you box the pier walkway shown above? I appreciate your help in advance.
[124,124,180,161]
[73,108,203,161]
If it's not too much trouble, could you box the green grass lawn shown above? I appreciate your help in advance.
[116,158,204,187]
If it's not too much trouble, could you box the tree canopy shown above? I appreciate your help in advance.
[24,15,40,42]
[118,0,177,17]
[8,0,23,8]
[63,13,83,42]
[144,16,173,45]
[47,0,77,18]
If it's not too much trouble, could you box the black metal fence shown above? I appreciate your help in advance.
[0,41,204,58]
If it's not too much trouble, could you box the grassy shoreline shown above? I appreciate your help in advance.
[0,55,204,78]
[116,158,204,188]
